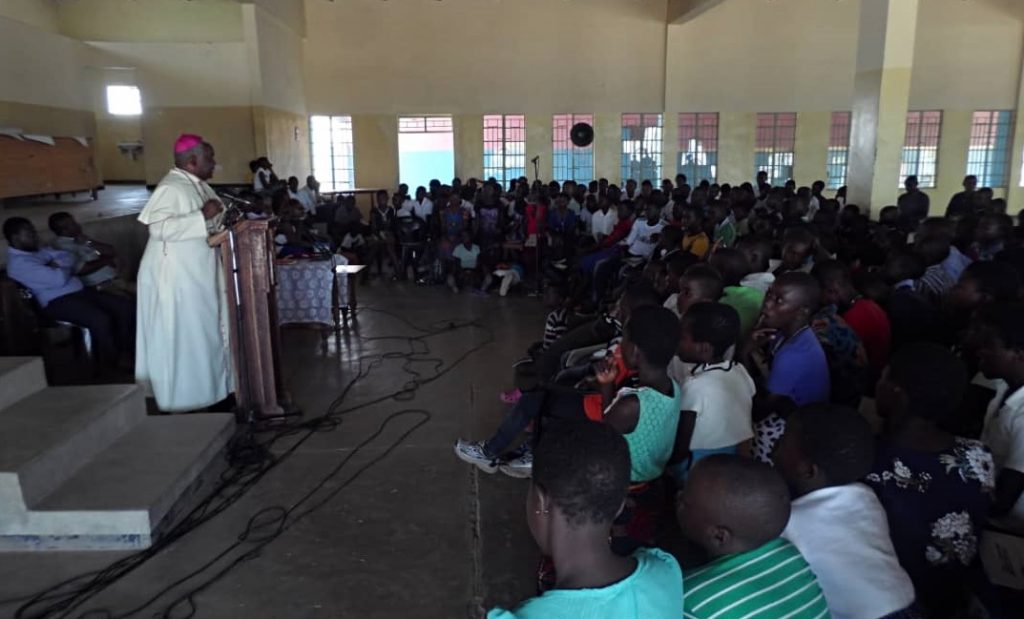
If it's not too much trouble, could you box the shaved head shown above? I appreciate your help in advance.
[678,455,791,556]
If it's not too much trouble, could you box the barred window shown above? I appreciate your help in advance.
[900,111,942,187]
[621,113,663,183]
[755,113,797,186]
[677,113,718,184]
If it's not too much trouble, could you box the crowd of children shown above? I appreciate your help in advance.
[438,172,1024,618]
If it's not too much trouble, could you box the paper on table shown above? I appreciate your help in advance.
[0,128,24,140]
[72,136,89,147]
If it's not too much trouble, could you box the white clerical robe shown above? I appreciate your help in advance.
[135,168,233,412]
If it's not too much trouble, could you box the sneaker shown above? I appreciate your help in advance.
[499,388,522,404]
[454,439,499,473]
[498,452,533,478]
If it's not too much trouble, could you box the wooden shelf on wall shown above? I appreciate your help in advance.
[0,136,100,200]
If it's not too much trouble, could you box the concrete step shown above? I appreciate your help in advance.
[0,413,236,551]
[0,384,145,508]
[0,357,47,411]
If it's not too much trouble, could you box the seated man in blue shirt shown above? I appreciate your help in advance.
[4,217,135,372]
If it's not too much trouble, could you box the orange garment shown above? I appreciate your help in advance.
[582,345,637,421]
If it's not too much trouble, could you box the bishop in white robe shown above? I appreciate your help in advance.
[135,134,233,412]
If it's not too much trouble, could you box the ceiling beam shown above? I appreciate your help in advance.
[667,0,729,24]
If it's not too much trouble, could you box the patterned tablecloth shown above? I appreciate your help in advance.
[275,254,349,326]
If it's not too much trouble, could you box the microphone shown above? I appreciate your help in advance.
[531,156,540,164]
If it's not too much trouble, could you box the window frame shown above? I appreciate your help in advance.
[552,113,595,184]
[309,114,355,192]
[754,112,797,187]
[827,111,852,189]
[483,114,526,184]
[105,84,142,116]
[677,113,718,184]
[967,110,1013,188]
[621,113,664,184]
[900,110,943,188]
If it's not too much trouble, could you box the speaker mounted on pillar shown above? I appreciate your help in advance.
[570,122,595,148]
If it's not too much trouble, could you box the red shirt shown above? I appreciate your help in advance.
[842,298,891,372]
[525,203,547,236]
[597,217,634,250]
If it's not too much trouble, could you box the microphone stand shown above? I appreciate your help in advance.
[531,156,540,182]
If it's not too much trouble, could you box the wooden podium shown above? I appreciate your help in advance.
[212,219,285,420]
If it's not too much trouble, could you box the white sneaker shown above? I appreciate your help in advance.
[498,452,533,478]
[454,439,498,473]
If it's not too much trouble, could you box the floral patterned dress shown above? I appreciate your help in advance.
[865,437,995,614]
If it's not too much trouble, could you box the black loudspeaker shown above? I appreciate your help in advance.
[570,122,595,147]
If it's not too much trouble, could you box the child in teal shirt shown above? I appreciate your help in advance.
[595,305,684,552]
[488,422,683,619]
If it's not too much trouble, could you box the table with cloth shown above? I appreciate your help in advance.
[275,254,350,329]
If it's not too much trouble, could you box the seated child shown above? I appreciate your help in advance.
[735,236,775,292]
[678,455,829,619]
[449,230,482,292]
[667,267,726,388]
[881,249,944,349]
[708,248,764,336]
[672,302,754,479]
[739,272,830,462]
[975,303,1024,533]
[865,343,994,617]
[657,252,698,304]
[488,422,683,619]
[593,306,683,553]
[665,264,723,319]
[680,205,711,260]
[482,262,526,297]
[454,285,660,477]
[774,405,917,619]
[709,201,736,248]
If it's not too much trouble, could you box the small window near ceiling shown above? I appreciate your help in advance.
[106,85,142,116]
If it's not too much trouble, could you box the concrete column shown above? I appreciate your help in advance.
[847,0,920,214]
[718,112,754,187]
[662,112,679,183]
[792,111,831,187]
[352,114,398,191]
[932,109,973,212]
[453,114,482,181]
[593,113,621,182]
[1007,47,1024,208]
[524,114,552,181]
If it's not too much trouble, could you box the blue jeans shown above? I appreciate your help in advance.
[483,387,586,458]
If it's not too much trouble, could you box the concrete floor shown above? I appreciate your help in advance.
[0,281,547,618]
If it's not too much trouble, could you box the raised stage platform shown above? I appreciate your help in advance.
[0,357,234,550]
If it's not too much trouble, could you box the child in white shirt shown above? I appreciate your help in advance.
[671,302,754,481]
[774,404,917,619]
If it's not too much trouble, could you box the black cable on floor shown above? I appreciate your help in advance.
[6,307,496,619]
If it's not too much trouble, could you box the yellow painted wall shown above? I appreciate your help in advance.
[351,115,398,191]
[304,0,668,115]
[453,115,482,181]
[0,101,95,137]
[0,16,91,112]
[56,0,243,42]
[142,106,256,185]
[95,113,145,181]
[0,0,58,32]
[792,112,831,187]
[254,106,310,183]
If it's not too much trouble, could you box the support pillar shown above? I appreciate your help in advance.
[847,0,920,214]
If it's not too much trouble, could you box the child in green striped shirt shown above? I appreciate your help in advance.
[677,454,830,619]
[488,422,683,619]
